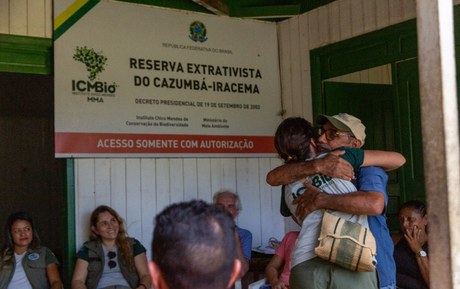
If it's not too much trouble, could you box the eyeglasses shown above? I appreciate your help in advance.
[107,251,117,269]
[317,127,355,141]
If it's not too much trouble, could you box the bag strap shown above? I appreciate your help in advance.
[318,233,375,250]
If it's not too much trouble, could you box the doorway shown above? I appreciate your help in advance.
[322,81,405,230]
[0,72,66,270]
[310,19,425,232]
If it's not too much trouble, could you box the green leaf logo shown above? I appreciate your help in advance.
[73,46,108,81]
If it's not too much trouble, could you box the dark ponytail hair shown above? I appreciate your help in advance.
[274,117,316,163]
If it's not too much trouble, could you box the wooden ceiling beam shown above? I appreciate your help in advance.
[232,4,300,19]
[192,0,229,15]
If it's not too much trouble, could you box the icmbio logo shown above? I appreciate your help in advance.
[73,46,107,81]
[71,46,118,102]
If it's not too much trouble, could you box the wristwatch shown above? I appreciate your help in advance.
[418,250,427,257]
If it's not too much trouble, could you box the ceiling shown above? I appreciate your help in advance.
[121,0,335,21]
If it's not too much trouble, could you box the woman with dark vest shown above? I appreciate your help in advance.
[71,205,151,289]
[0,211,63,289]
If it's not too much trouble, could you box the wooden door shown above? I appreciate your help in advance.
[0,72,66,268]
[393,58,426,202]
[322,81,402,231]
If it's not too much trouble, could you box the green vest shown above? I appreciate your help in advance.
[83,239,139,289]
[0,247,55,289]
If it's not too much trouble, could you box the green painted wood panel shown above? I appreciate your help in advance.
[118,0,336,18]
[0,34,52,75]
[393,58,425,202]
[311,19,417,80]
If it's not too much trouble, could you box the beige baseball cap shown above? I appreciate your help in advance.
[316,113,366,145]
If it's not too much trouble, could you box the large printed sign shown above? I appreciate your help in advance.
[54,0,281,157]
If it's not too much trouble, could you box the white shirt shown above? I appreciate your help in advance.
[97,245,130,289]
[286,153,369,268]
[7,252,33,289]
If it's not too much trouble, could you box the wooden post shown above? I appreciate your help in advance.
[416,1,460,288]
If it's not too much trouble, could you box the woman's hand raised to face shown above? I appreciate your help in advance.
[404,225,428,254]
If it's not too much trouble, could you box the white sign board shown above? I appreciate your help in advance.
[54,0,281,157]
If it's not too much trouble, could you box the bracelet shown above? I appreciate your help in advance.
[139,284,147,289]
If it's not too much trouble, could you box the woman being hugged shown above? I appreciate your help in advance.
[0,212,63,289]
[71,205,151,289]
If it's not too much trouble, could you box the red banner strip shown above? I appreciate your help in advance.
[55,132,276,154]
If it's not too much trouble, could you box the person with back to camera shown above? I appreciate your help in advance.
[71,205,151,289]
[394,200,429,289]
[148,199,241,289]
[273,117,405,289]
[264,231,299,289]
[268,114,405,289]
[0,211,63,289]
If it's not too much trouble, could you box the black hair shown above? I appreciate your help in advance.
[1,212,41,263]
[399,200,427,217]
[274,117,316,163]
[152,200,236,289]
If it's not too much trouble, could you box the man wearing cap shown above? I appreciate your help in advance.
[267,113,397,289]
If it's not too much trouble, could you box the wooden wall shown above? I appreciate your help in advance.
[0,0,52,38]
[277,0,421,121]
[0,72,65,265]
[0,0,289,255]
[328,64,392,84]
[3,0,460,258]
[74,158,286,255]
[73,0,419,253]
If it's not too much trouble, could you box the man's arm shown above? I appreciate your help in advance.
[293,183,384,221]
[264,255,287,289]
[266,152,354,186]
